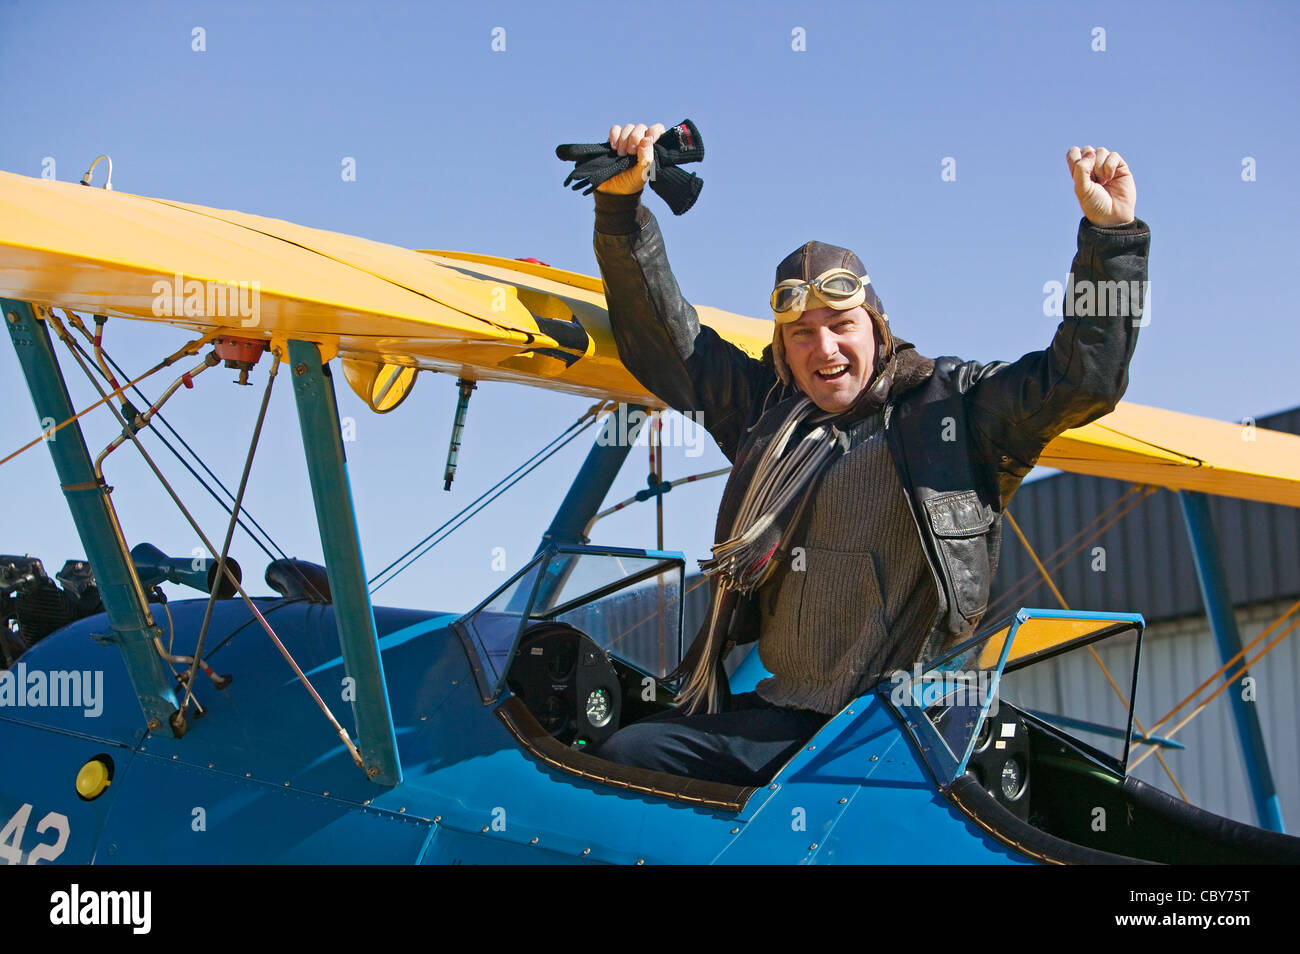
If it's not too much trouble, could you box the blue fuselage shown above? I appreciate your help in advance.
[0,598,1033,864]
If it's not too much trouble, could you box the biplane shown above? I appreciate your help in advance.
[2,166,1299,864]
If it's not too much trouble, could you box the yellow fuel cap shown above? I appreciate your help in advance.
[76,758,111,800]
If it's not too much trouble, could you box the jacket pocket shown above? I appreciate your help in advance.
[923,490,995,621]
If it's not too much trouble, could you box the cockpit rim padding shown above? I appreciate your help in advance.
[1120,775,1300,863]
[496,696,757,813]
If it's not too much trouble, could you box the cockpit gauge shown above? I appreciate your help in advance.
[585,688,613,728]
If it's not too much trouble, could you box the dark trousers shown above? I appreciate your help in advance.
[591,691,829,787]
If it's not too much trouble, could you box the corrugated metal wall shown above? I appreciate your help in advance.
[989,406,1300,624]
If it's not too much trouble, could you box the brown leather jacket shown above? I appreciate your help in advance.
[592,191,1151,665]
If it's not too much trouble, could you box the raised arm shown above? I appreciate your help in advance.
[966,146,1149,504]
[591,123,775,462]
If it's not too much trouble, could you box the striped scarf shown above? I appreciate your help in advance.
[674,396,850,714]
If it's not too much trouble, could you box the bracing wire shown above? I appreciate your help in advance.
[80,322,287,564]
[71,316,326,602]
[368,407,604,594]
[51,318,365,766]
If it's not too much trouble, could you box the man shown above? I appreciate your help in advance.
[584,122,1149,787]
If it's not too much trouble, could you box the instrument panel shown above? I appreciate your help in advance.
[962,705,1032,822]
[505,622,623,749]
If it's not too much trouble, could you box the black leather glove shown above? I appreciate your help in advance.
[556,119,704,215]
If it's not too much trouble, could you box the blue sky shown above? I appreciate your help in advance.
[1,0,1297,615]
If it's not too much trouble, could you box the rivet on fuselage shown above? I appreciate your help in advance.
[582,848,590,855]
[870,755,878,761]
[530,837,538,845]
[730,828,740,834]
[636,859,644,865]
[838,798,847,804]
[808,843,818,851]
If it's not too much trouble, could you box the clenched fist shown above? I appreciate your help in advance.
[1068,145,1136,227]
[595,122,666,195]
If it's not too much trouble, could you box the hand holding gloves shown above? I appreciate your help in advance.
[556,119,704,215]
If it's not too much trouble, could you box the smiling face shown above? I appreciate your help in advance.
[781,305,877,413]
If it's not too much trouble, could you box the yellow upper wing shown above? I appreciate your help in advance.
[3,170,1298,506]
[0,170,767,403]
[1039,402,1300,506]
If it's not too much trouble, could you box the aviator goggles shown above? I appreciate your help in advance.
[770,268,872,322]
